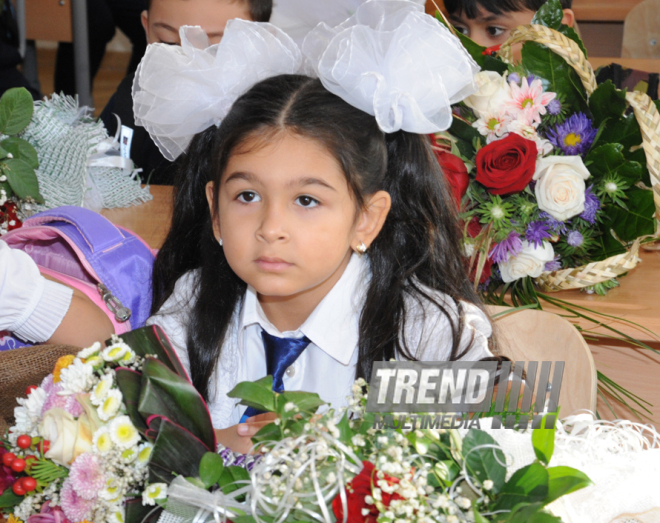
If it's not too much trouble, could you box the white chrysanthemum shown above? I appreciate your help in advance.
[109,415,140,449]
[85,355,105,369]
[118,347,136,365]
[91,373,114,406]
[102,342,133,363]
[98,389,123,421]
[14,386,47,433]
[120,446,138,464]
[108,505,125,523]
[77,341,102,359]
[93,427,114,454]
[58,358,95,395]
[136,442,153,467]
[99,477,123,502]
[142,483,167,506]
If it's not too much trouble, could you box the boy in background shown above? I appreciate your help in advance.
[444,0,575,48]
[100,0,272,185]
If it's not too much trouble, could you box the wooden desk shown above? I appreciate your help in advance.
[572,0,644,22]
[101,185,173,250]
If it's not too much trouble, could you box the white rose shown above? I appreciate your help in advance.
[463,71,513,117]
[533,156,590,221]
[38,408,95,466]
[499,241,555,282]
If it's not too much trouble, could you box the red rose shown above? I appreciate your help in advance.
[332,461,401,523]
[475,133,537,195]
[437,151,469,207]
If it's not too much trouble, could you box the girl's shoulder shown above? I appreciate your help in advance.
[402,282,493,362]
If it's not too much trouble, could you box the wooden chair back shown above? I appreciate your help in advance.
[488,306,598,416]
[623,0,660,58]
[25,0,73,42]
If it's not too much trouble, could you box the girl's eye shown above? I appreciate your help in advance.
[486,26,506,37]
[237,191,261,203]
[454,25,469,36]
[295,195,319,208]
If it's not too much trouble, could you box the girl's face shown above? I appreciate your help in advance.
[207,132,390,306]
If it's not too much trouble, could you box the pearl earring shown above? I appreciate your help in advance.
[218,238,223,246]
[356,241,367,254]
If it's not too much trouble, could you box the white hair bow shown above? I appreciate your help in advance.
[132,21,302,161]
[303,0,479,134]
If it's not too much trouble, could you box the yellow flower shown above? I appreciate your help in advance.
[94,427,114,453]
[52,355,75,383]
[109,416,140,449]
[8,515,24,523]
[97,389,122,421]
[136,442,153,467]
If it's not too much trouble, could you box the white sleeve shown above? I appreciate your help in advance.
[146,270,199,376]
[0,240,73,343]
[402,289,493,362]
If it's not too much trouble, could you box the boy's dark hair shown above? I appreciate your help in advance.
[445,0,572,18]
[151,75,489,402]
[145,0,272,23]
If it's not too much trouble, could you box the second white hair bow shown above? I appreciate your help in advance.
[303,0,479,134]
[132,21,302,161]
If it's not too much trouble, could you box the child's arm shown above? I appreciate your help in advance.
[215,412,278,454]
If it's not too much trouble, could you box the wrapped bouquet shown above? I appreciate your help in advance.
[431,0,660,302]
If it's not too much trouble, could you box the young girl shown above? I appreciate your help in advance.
[142,4,493,452]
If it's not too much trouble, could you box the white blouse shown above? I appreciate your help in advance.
[0,240,73,343]
[147,254,493,429]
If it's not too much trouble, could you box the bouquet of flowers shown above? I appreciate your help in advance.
[0,327,219,523]
[0,87,44,234]
[151,378,594,523]
[431,0,660,303]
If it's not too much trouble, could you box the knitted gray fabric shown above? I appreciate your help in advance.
[20,95,152,211]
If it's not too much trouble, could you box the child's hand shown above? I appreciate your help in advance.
[214,412,278,454]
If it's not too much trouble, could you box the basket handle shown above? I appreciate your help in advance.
[499,24,660,218]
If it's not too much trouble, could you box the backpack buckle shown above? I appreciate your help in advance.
[97,284,132,323]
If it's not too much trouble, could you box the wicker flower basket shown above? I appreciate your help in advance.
[499,25,660,292]
[0,344,79,432]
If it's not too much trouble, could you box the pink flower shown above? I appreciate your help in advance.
[60,479,94,522]
[506,78,556,126]
[41,376,83,418]
[26,502,73,523]
[69,453,106,500]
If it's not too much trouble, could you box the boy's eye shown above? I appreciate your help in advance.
[453,25,469,36]
[486,26,506,37]
[237,191,261,203]
[295,195,319,208]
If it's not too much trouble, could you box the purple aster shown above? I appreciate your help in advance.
[539,211,567,235]
[489,231,523,264]
[547,99,562,115]
[508,72,521,85]
[527,74,539,85]
[525,221,552,248]
[566,230,584,247]
[579,185,601,224]
[546,112,598,156]
[544,255,562,272]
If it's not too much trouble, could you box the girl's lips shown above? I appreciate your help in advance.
[254,257,293,271]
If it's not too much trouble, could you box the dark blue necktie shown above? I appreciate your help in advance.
[240,330,311,422]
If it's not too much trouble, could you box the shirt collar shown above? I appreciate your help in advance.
[240,253,368,366]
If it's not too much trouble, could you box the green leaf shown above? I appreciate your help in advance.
[139,357,216,450]
[586,144,642,185]
[2,137,38,169]
[588,81,628,128]
[125,498,161,523]
[628,148,651,186]
[0,180,13,198]
[250,419,282,444]
[0,488,25,509]
[462,429,506,493]
[116,325,189,378]
[277,390,325,417]
[606,187,656,242]
[0,87,34,135]
[531,0,563,29]
[227,377,276,412]
[148,417,209,484]
[0,144,7,159]
[335,412,353,445]
[531,422,555,465]
[595,112,642,153]
[545,466,593,504]
[218,466,250,499]
[494,463,549,511]
[473,507,489,523]
[3,158,43,202]
[199,451,225,489]
[115,368,148,435]
[521,41,588,114]
[507,503,563,522]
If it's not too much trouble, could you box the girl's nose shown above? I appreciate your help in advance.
[256,202,289,243]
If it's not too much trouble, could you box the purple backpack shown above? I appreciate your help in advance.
[1,206,156,351]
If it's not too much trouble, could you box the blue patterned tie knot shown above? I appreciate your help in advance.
[241,330,311,422]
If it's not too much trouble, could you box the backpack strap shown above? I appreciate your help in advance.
[25,206,126,253]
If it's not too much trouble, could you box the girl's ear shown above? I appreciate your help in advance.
[205,181,222,242]
[561,8,575,28]
[353,190,391,252]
